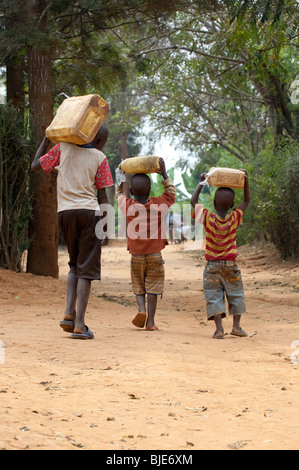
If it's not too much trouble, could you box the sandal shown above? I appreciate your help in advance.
[71,326,94,340]
[213,332,225,339]
[60,320,75,333]
[230,328,248,337]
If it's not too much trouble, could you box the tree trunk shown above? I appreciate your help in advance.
[6,57,25,114]
[26,0,58,278]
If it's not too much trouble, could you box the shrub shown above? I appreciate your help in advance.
[255,141,299,259]
[0,104,34,271]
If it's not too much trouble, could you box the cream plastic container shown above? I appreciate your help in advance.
[46,94,109,145]
[120,156,161,174]
[206,167,245,189]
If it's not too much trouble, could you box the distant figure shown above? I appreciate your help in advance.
[167,212,190,244]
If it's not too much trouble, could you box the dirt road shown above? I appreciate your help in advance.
[0,241,298,450]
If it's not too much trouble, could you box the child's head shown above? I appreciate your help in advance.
[214,187,235,213]
[92,124,109,150]
[130,174,151,203]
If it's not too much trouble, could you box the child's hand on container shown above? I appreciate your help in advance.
[157,158,168,180]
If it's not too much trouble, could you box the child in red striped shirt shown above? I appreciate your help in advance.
[191,171,251,339]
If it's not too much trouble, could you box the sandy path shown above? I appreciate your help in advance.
[0,241,298,450]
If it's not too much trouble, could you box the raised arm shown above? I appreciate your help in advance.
[238,170,251,213]
[191,173,207,207]
[158,158,176,199]
[157,158,169,181]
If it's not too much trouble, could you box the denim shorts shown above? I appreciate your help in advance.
[203,261,247,320]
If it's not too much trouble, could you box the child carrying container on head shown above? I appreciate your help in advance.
[116,158,176,331]
[191,170,251,339]
[32,124,114,340]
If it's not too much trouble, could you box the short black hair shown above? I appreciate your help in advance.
[215,187,235,197]
[131,173,151,186]
[214,187,235,211]
[130,173,151,197]
[92,123,109,145]
[131,173,152,200]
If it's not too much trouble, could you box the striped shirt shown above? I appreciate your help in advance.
[192,205,244,261]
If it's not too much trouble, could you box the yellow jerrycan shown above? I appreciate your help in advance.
[207,167,245,189]
[120,156,161,174]
[46,94,110,145]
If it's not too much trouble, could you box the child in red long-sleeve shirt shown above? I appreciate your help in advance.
[116,158,176,331]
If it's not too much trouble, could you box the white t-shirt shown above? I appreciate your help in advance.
[40,142,113,212]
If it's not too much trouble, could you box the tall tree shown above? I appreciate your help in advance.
[132,0,299,160]
[0,0,190,276]
[1,1,25,111]
[26,0,58,278]
[0,0,58,276]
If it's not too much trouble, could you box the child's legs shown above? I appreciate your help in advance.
[136,295,146,313]
[74,278,91,333]
[131,254,164,329]
[145,253,165,328]
[64,267,78,321]
[214,314,225,338]
[222,265,247,328]
[203,265,226,321]
[131,255,148,328]
[75,211,101,334]
[134,294,157,329]
[232,315,242,330]
[64,270,92,332]
[147,294,158,328]
[59,211,80,323]
[131,255,147,314]
[59,210,101,330]
[144,253,165,296]
[203,264,226,337]
[76,210,102,281]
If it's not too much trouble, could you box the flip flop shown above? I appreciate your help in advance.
[213,332,225,339]
[71,326,94,340]
[230,328,248,338]
[132,312,147,328]
[60,320,75,333]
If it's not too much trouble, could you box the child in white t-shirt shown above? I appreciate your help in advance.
[31,125,114,339]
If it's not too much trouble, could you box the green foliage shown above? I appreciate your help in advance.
[129,2,299,256]
[253,140,299,258]
[0,103,34,270]
[228,0,288,24]
[105,128,142,176]
[1,0,299,259]
[148,168,187,201]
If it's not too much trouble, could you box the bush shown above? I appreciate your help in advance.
[254,141,299,259]
[0,104,34,271]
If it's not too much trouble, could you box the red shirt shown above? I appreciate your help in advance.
[117,179,176,255]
